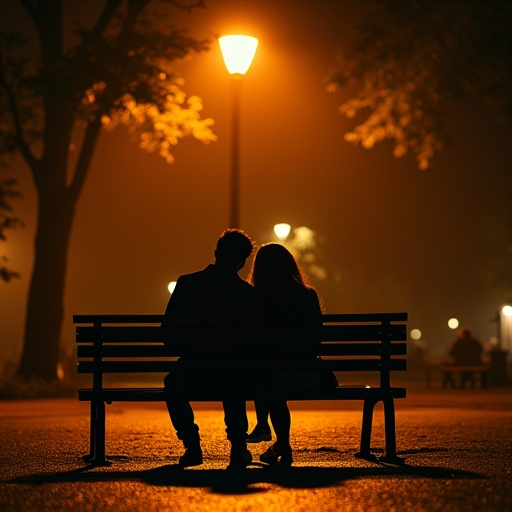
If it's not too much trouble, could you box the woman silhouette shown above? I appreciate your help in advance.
[247,243,336,465]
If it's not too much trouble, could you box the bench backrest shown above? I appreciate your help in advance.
[74,313,408,390]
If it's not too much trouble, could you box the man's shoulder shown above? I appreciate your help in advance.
[177,266,211,282]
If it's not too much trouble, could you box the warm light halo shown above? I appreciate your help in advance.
[167,281,177,294]
[274,223,291,240]
[219,35,258,75]
[503,305,512,317]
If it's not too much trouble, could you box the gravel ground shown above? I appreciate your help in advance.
[1,386,511,511]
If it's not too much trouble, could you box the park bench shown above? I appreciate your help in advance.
[74,312,408,467]
[439,363,490,389]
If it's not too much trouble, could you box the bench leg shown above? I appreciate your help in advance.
[83,401,111,466]
[355,397,379,462]
[379,395,405,465]
[461,372,474,389]
[443,372,456,389]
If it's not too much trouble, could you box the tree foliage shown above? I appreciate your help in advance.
[0,0,216,380]
[327,0,512,169]
[0,0,216,170]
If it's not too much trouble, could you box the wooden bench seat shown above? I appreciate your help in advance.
[74,312,408,467]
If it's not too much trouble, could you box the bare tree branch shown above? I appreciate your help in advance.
[0,44,38,172]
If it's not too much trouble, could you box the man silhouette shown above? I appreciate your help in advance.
[163,229,255,468]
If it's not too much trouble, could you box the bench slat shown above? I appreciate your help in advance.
[77,359,406,374]
[73,312,408,324]
[76,342,407,358]
[78,386,407,402]
[76,324,407,343]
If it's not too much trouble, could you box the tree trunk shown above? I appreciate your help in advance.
[17,188,75,381]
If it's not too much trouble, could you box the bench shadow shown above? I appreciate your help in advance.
[9,462,485,495]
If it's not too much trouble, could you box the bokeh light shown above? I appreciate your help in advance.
[167,281,177,294]
[448,318,459,329]
[503,305,512,317]
[410,329,421,340]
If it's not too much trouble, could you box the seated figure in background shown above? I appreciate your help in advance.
[448,327,484,388]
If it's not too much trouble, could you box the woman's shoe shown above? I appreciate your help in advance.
[259,443,293,465]
[247,424,272,443]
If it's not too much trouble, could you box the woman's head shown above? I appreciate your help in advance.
[249,243,306,288]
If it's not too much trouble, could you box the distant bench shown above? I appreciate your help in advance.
[440,363,490,389]
[73,312,408,467]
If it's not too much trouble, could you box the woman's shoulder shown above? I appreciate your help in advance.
[303,286,320,303]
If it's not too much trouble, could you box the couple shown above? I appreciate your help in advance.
[163,228,335,469]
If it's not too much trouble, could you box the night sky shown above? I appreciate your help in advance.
[1,0,511,362]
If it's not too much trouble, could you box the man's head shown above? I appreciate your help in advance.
[214,229,255,270]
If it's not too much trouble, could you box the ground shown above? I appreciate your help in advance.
[0,385,511,511]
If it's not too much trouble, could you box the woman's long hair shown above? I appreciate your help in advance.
[248,243,309,290]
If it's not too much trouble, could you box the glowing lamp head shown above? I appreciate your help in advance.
[219,35,258,75]
[274,223,291,240]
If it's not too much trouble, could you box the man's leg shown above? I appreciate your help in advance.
[164,371,202,467]
[222,396,252,468]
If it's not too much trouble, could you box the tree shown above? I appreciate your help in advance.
[0,178,23,282]
[326,0,512,169]
[0,0,216,381]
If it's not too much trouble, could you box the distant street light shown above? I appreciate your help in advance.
[502,304,512,351]
[274,223,291,241]
[448,318,459,329]
[219,35,258,228]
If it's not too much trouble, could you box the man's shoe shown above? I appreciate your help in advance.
[259,443,293,466]
[227,445,252,470]
[247,424,272,443]
[178,446,203,468]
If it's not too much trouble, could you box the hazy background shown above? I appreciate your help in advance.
[1,0,511,363]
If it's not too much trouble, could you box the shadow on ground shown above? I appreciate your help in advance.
[8,462,485,495]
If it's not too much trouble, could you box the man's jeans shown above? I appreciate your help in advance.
[164,361,252,446]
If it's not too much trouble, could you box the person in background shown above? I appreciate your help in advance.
[449,327,484,388]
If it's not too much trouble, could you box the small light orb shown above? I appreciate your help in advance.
[168,281,177,294]
[448,318,459,329]
[410,329,421,340]
[502,305,512,317]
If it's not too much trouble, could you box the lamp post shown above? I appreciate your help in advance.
[219,35,258,228]
[489,304,512,386]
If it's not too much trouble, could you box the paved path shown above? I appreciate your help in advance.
[1,387,511,511]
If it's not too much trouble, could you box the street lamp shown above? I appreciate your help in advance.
[219,35,258,228]
[274,223,291,241]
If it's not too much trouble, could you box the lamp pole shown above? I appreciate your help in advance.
[229,76,241,229]
[219,35,258,228]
